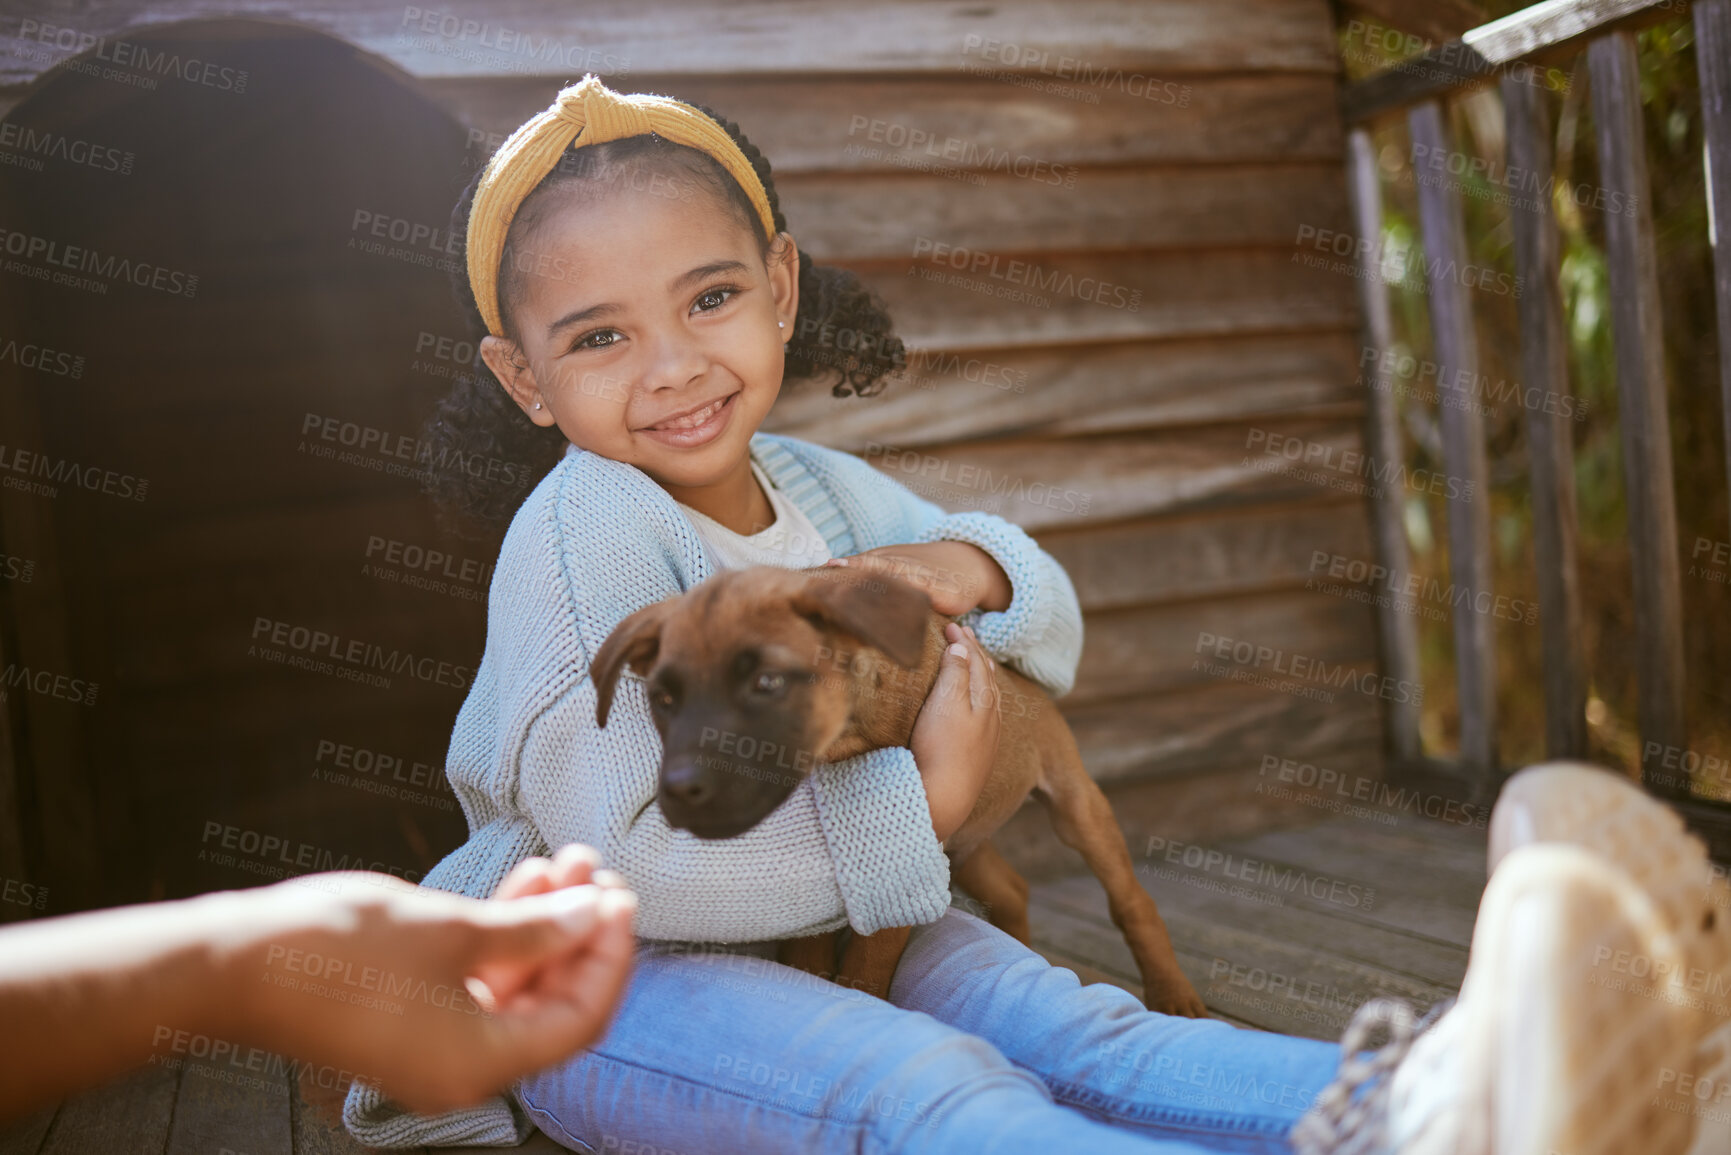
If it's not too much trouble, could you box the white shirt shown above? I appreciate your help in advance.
[679,461,833,571]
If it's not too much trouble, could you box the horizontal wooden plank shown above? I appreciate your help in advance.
[1152,838,1473,959]
[24,330,1358,486]
[171,809,459,891]
[114,622,485,695]
[4,154,1345,280]
[1042,499,1373,611]
[1342,0,1684,123]
[763,331,1364,452]
[35,350,1357,532]
[431,73,1348,173]
[90,501,1375,703]
[54,436,1378,640]
[1217,824,1482,945]
[429,1135,572,1155]
[53,703,462,813]
[109,704,457,799]
[857,418,1368,533]
[5,407,524,523]
[39,1064,178,1155]
[0,0,1342,88]
[143,789,455,888]
[0,283,470,416]
[1069,586,1379,705]
[1301,814,1490,878]
[84,556,483,671]
[17,268,1359,436]
[1339,0,1487,45]
[1044,864,1466,994]
[71,724,467,870]
[1275,810,1489,877]
[0,1108,54,1155]
[1063,675,1383,783]
[1057,860,1470,988]
[1245,764,1498,845]
[164,1062,291,1155]
[153,799,455,889]
[1243,811,1492,878]
[107,669,462,756]
[854,248,1361,351]
[784,164,1350,261]
[1031,882,1453,1039]
[995,756,1388,883]
[98,494,493,586]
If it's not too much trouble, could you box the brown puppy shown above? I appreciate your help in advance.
[591,564,1207,1016]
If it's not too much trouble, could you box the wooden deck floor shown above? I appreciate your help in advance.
[0,1061,572,1155]
[1,814,1487,1154]
[1023,813,1484,1040]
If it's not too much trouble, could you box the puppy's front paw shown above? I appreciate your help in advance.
[1144,974,1209,1019]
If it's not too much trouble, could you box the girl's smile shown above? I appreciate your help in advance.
[635,388,742,449]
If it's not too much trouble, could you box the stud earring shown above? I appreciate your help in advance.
[534,402,542,410]
[778,321,785,328]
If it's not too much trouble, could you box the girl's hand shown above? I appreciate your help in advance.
[910,623,1001,842]
[827,541,1011,616]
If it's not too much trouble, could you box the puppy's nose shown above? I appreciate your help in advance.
[662,757,715,807]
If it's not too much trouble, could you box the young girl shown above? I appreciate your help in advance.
[343,76,1729,1154]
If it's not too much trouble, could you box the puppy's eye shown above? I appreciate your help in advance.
[751,671,786,695]
[651,688,675,710]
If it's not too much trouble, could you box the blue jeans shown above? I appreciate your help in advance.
[518,908,1341,1154]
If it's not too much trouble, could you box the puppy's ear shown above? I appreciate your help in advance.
[590,599,677,727]
[792,567,932,668]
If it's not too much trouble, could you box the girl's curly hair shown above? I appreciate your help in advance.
[426,99,906,526]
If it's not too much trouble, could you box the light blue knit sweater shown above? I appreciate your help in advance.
[344,431,1083,1146]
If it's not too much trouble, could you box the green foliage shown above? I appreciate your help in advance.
[1339,7,1729,793]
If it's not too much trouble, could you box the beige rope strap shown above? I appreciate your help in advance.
[464,73,778,337]
[1290,995,1453,1155]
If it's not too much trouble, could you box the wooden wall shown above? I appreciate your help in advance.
[413,2,1385,789]
[0,1,1385,911]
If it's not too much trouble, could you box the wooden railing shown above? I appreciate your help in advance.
[1341,0,1731,847]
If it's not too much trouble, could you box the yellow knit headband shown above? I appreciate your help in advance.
[465,74,779,339]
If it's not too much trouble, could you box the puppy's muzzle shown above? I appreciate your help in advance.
[658,746,795,840]
[660,753,716,809]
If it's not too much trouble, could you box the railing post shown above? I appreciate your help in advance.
[1698,0,1731,552]
[1501,74,1589,760]
[1345,127,1424,768]
[1588,32,1688,795]
[1408,101,1499,782]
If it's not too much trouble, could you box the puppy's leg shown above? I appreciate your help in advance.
[833,926,913,1001]
[777,931,840,978]
[952,840,1032,945]
[1034,730,1207,1018]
